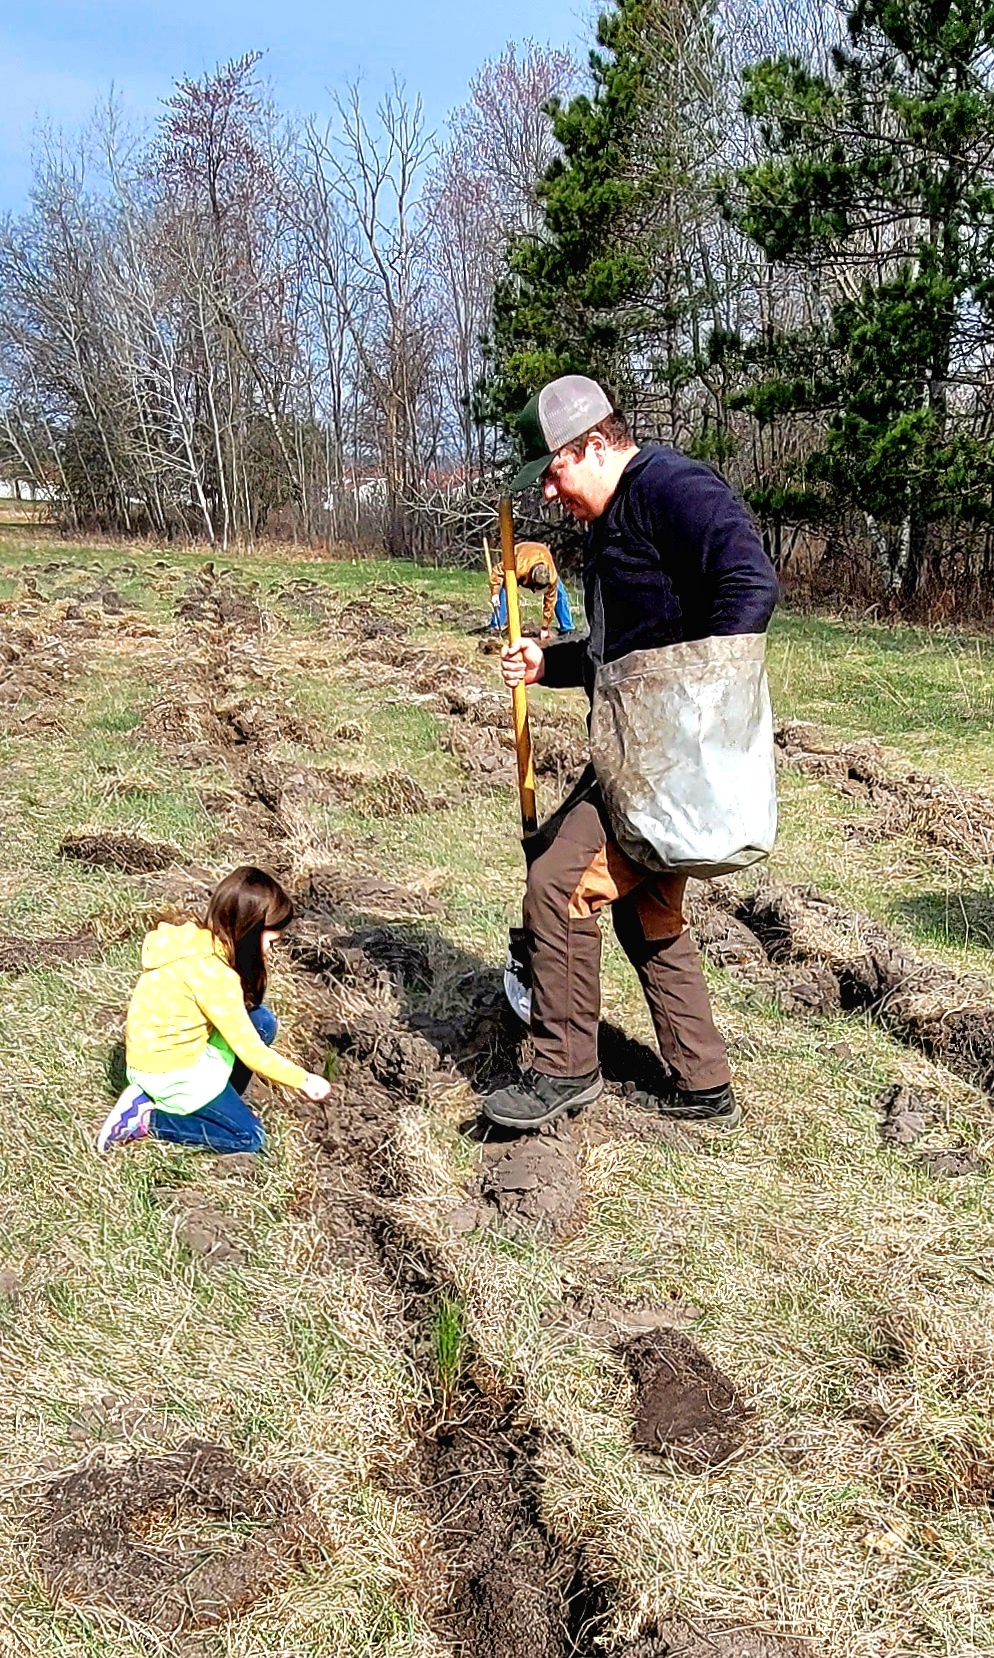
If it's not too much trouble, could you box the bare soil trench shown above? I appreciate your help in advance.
[28,577,800,1655]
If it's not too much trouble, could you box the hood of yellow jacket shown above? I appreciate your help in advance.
[140,920,227,971]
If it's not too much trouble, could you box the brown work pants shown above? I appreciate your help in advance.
[522,776,730,1091]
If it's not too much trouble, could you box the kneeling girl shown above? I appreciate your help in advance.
[97,865,330,1153]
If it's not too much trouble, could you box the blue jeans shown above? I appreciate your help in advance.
[147,1006,277,1154]
[490,581,574,632]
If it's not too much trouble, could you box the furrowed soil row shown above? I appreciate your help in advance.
[691,878,993,1160]
[159,603,606,1657]
[776,721,994,864]
[322,598,590,794]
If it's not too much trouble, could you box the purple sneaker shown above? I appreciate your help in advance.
[96,1085,152,1153]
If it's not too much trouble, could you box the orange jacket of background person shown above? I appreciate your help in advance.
[489,541,559,635]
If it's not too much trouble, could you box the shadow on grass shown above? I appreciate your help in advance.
[893,890,994,951]
[106,1040,128,1096]
[335,917,673,1101]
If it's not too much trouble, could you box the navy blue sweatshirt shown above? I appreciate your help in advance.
[542,444,778,697]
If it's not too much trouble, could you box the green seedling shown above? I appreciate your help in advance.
[430,1293,466,1413]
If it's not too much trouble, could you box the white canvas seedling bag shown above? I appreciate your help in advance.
[589,633,777,878]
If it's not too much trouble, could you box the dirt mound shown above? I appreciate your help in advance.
[278,579,333,619]
[440,689,588,792]
[305,1051,401,1169]
[35,1439,315,1634]
[532,727,588,787]
[58,573,128,614]
[0,621,75,711]
[0,930,101,973]
[59,831,179,874]
[308,973,447,1103]
[313,767,449,817]
[213,693,319,752]
[476,1133,587,1242]
[776,721,994,864]
[624,1330,748,1470]
[295,865,443,921]
[338,925,434,992]
[445,719,518,786]
[876,1082,940,1146]
[334,598,408,640]
[620,1626,810,1658]
[177,569,261,629]
[414,1388,580,1658]
[133,696,223,757]
[687,899,770,971]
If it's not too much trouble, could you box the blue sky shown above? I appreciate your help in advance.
[1,1,589,211]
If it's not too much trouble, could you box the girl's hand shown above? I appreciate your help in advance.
[300,1071,333,1103]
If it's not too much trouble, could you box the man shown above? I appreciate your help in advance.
[483,374,778,1133]
[488,539,574,639]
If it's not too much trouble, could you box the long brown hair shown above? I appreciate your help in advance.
[205,866,293,1008]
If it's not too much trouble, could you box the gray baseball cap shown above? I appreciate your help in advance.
[511,374,615,492]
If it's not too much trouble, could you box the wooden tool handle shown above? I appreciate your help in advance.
[499,496,537,835]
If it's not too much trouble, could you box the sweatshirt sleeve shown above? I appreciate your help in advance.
[540,635,588,687]
[189,959,308,1089]
[640,456,778,635]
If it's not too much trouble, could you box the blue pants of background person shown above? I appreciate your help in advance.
[490,581,574,632]
[148,1006,276,1154]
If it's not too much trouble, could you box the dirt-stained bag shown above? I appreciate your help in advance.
[589,633,777,877]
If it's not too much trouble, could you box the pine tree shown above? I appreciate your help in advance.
[480,0,721,440]
[729,0,994,604]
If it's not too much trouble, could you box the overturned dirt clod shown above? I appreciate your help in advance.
[876,1082,940,1146]
[313,767,449,817]
[0,930,101,974]
[177,571,261,630]
[477,1132,588,1243]
[334,598,408,640]
[295,866,443,921]
[697,878,994,1101]
[0,620,77,714]
[624,1330,748,1470]
[59,831,179,874]
[35,1439,316,1633]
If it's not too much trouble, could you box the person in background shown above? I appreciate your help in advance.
[96,865,331,1154]
[488,539,574,639]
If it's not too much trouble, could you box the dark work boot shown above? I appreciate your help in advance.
[627,1081,741,1131]
[483,1067,604,1130]
[665,1083,741,1129]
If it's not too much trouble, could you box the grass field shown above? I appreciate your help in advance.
[1,522,993,1658]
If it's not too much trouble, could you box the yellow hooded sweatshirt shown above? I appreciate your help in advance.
[125,920,307,1114]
